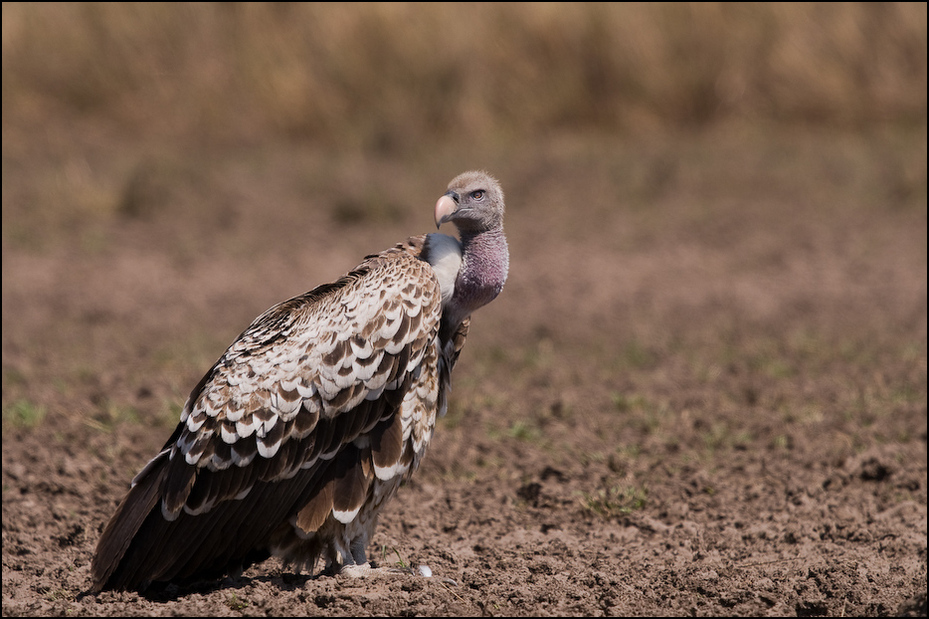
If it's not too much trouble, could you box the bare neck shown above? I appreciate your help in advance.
[446,226,509,327]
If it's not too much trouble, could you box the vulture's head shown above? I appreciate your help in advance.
[434,170,505,234]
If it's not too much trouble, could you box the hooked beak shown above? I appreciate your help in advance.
[434,191,459,228]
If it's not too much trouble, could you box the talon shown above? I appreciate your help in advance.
[339,563,371,579]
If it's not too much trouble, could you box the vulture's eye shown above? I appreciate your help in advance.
[471,190,485,200]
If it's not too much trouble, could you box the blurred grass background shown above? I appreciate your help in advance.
[2,2,926,435]
[3,2,926,150]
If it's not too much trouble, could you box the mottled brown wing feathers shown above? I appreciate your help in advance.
[331,444,373,517]
[92,238,445,591]
[370,406,405,470]
[295,477,334,533]
[91,452,169,590]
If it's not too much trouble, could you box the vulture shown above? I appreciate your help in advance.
[91,170,509,592]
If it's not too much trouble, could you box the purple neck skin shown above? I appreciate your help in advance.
[447,226,509,327]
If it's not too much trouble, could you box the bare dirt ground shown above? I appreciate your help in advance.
[2,126,927,616]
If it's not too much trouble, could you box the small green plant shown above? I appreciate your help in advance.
[44,587,70,602]
[2,399,47,428]
[381,545,408,570]
[83,398,148,434]
[611,392,666,436]
[507,419,541,442]
[580,484,648,518]
[226,592,248,611]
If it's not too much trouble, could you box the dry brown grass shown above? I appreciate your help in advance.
[3,2,926,149]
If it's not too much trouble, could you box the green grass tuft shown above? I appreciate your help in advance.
[2,399,47,429]
[580,484,648,518]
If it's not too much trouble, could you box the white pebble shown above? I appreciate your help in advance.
[417,564,432,577]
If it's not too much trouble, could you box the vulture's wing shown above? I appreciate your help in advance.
[92,237,445,591]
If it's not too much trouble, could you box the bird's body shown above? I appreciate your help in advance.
[91,171,508,592]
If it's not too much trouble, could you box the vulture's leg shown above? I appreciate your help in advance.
[337,542,429,579]
[338,540,372,578]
